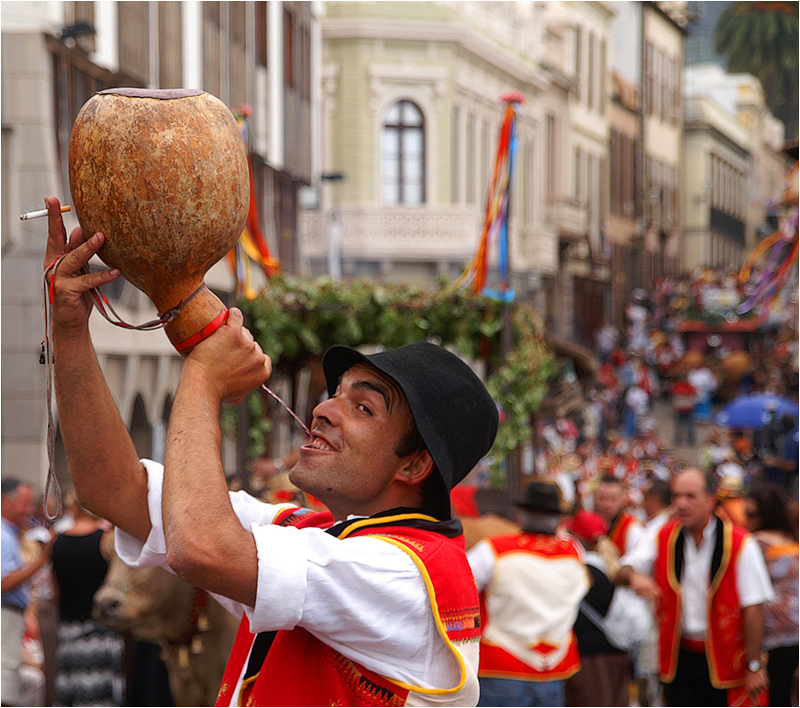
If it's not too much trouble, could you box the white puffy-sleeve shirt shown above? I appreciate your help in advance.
[621,516,775,638]
[115,460,479,706]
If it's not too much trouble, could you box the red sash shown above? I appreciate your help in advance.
[215,509,480,707]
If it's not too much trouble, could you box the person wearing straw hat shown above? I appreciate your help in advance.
[43,200,499,707]
[467,481,589,707]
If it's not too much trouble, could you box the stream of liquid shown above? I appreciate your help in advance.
[261,384,312,438]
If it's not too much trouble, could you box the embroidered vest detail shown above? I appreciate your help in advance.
[215,509,480,707]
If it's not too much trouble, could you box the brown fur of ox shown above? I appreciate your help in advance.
[93,530,239,707]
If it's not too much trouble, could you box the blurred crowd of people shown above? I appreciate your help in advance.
[461,269,797,707]
[3,267,796,707]
[1,484,174,708]
[466,472,797,707]
[535,268,799,512]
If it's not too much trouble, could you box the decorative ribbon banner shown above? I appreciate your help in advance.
[227,106,280,300]
[737,161,799,319]
[449,92,524,302]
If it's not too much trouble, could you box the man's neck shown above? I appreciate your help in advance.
[647,508,668,522]
[687,514,713,547]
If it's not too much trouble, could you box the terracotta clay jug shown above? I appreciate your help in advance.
[68,88,249,352]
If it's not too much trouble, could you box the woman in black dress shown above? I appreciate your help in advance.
[51,491,125,706]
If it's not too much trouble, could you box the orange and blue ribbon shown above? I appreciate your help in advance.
[450,92,523,302]
[227,106,280,299]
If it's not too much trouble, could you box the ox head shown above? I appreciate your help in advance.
[93,529,198,643]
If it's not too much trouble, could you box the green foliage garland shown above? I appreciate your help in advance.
[236,275,556,485]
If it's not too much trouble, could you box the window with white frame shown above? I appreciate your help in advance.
[381,100,425,205]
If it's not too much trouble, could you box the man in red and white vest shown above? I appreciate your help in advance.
[617,469,774,707]
[46,205,499,707]
[594,475,644,557]
[467,481,589,706]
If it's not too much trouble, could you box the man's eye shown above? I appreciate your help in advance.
[357,403,372,415]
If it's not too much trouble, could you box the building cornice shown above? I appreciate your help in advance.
[322,17,549,93]
[644,1,688,35]
[586,1,616,22]
[684,120,750,159]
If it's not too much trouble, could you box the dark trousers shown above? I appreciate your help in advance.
[768,644,798,708]
[565,652,630,707]
[673,411,695,445]
[37,600,59,706]
[663,647,727,707]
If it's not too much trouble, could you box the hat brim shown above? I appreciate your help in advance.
[322,343,498,510]
[513,500,564,514]
[322,346,453,517]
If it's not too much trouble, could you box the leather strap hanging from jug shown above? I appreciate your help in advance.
[41,255,226,520]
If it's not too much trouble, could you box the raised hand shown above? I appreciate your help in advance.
[182,307,273,405]
[43,195,120,337]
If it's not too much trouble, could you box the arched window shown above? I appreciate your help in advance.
[382,100,424,204]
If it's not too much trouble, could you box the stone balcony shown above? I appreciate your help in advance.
[545,194,587,238]
[299,205,482,263]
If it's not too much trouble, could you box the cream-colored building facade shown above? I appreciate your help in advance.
[301,1,614,347]
[606,1,684,327]
[301,1,553,291]
[682,64,789,271]
[641,3,683,275]
[682,93,750,269]
[539,1,613,344]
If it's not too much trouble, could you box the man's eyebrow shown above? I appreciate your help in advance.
[351,379,393,412]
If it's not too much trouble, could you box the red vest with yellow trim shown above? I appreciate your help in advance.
[653,514,749,689]
[608,510,637,556]
[215,508,481,707]
[477,534,582,682]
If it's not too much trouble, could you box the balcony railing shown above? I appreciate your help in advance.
[299,205,481,261]
[545,195,587,237]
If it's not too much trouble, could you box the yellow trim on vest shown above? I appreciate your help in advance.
[335,512,441,539]
[370,535,469,696]
[238,674,257,707]
[663,523,683,683]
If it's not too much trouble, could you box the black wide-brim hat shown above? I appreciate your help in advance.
[513,480,564,514]
[322,342,499,511]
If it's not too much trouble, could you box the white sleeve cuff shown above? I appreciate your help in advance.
[244,523,310,633]
[114,459,168,568]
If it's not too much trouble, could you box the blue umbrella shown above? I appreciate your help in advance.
[715,394,799,429]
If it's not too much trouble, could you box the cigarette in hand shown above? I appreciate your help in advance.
[20,205,71,221]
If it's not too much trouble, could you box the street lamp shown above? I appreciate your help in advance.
[321,172,345,281]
